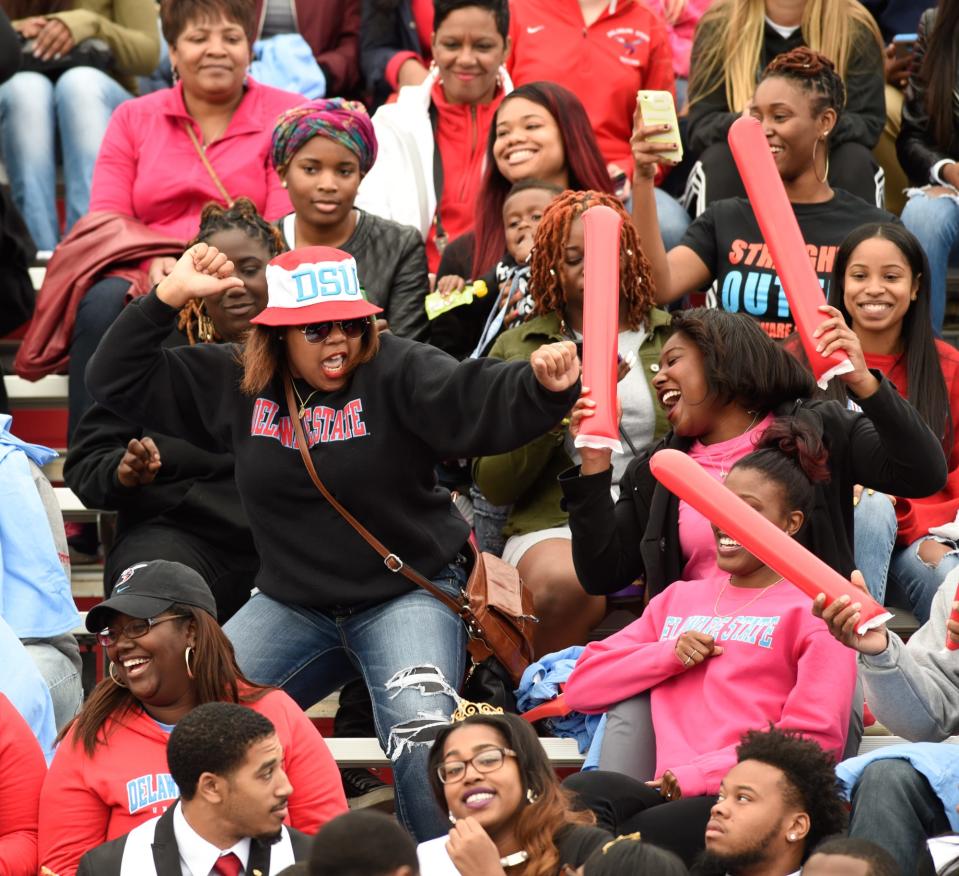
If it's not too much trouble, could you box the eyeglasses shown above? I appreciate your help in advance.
[96,615,187,647]
[436,747,517,784]
[300,319,370,344]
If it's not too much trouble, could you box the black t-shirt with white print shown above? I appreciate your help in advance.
[680,188,895,339]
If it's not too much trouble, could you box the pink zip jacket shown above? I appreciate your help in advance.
[89,78,303,242]
[565,573,857,797]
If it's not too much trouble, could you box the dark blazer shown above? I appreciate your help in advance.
[77,804,313,876]
[560,375,948,598]
[896,9,959,186]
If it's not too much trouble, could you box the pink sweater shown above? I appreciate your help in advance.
[89,79,303,241]
[565,575,856,797]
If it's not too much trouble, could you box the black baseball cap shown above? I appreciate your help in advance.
[86,560,218,633]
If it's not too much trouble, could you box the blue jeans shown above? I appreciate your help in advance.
[849,759,947,874]
[0,68,131,251]
[901,189,959,335]
[853,489,958,623]
[224,561,468,841]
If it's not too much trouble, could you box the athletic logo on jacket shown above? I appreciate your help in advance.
[606,27,650,65]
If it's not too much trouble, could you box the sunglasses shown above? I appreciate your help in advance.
[300,318,370,344]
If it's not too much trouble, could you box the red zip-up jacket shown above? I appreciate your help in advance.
[429,78,506,270]
[507,0,675,174]
[38,689,347,876]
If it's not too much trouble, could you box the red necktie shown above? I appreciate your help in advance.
[210,851,243,876]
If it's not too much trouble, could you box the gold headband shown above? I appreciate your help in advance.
[602,832,643,855]
[450,700,505,723]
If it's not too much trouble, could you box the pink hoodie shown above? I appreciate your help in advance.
[565,574,857,797]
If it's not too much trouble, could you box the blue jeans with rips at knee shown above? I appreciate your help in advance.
[854,488,958,622]
[224,561,468,841]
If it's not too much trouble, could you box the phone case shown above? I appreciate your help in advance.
[638,90,683,163]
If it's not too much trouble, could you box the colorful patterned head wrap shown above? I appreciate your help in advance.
[270,98,378,174]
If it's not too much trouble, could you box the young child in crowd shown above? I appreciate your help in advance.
[431,179,562,361]
[562,419,857,864]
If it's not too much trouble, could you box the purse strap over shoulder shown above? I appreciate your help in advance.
[282,372,465,616]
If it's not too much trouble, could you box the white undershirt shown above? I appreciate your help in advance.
[764,15,800,39]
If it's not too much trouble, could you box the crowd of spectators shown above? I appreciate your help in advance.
[1,0,959,872]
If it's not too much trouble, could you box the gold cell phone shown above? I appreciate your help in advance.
[637,90,683,163]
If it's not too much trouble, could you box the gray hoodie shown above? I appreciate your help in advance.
[860,576,959,741]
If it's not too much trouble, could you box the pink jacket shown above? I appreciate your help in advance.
[565,574,856,798]
[642,0,714,79]
[89,79,303,241]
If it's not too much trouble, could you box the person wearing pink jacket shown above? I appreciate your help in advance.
[562,416,857,868]
[62,0,304,442]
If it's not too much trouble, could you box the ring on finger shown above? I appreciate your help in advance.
[683,653,693,666]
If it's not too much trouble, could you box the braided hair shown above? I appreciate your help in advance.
[759,47,847,119]
[178,198,285,344]
[529,190,656,331]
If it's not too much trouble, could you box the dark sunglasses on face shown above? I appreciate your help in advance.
[300,318,370,344]
[96,614,187,647]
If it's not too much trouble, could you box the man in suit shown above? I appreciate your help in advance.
[78,701,313,875]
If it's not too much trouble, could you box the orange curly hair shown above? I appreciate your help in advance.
[529,190,656,331]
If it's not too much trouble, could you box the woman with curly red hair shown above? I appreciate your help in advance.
[473,190,671,654]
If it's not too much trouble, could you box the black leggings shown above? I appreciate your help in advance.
[686,140,883,213]
[106,523,258,624]
[564,770,716,867]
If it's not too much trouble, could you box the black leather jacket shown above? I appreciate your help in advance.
[896,9,959,185]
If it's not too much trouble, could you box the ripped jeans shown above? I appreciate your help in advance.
[225,561,468,840]
[854,489,959,623]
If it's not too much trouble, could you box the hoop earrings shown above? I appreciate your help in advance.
[109,662,128,688]
[184,646,196,680]
[812,135,830,184]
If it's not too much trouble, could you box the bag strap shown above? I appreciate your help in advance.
[182,122,235,208]
[282,372,464,616]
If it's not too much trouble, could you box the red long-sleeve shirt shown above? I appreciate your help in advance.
[865,340,959,545]
[38,689,347,876]
[0,694,46,876]
[507,0,675,173]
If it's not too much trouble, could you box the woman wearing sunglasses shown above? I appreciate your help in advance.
[84,243,581,842]
[37,559,347,876]
[418,710,609,876]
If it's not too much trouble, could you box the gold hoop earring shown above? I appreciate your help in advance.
[812,136,829,184]
[109,662,128,688]
[197,305,216,343]
[184,646,196,680]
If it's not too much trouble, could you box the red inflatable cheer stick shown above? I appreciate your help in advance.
[649,448,892,635]
[575,205,623,454]
[727,116,853,389]
[948,581,959,651]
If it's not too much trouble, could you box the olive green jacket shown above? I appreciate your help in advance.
[473,308,672,538]
[26,0,160,92]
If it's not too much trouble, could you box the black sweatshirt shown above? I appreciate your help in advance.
[686,18,886,156]
[64,331,253,552]
[87,291,579,609]
[560,379,948,597]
